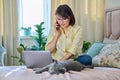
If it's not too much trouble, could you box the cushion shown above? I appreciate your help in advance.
[87,42,105,58]
[92,43,120,68]
[103,38,119,44]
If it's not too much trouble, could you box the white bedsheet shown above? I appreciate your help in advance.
[0,66,120,80]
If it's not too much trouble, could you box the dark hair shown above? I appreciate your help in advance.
[55,4,75,26]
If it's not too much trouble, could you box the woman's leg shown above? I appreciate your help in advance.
[75,54,92,65]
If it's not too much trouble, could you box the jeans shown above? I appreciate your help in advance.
[75,54,92,65]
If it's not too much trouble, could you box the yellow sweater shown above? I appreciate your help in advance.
[46,24,83,61]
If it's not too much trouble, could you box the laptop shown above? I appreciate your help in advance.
[22,51,53,68]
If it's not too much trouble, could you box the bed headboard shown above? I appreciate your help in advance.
[105,7,120,40]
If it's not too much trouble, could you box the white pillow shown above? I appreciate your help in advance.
[103,38,119,44]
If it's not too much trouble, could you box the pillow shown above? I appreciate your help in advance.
[0,45,6,66]
[87,42,105,58]
[103,38,119,44]
[92,43,120,68]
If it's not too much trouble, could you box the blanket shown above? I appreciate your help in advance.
[0,66,120,80]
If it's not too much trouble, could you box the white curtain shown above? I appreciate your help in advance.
[51,0,105,42]
[0,0,20,65]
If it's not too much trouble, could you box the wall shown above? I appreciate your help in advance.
[105,0,120,9]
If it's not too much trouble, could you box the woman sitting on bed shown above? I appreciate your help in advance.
[45,4,92,65]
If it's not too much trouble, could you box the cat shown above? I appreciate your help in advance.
[33,60,94,74]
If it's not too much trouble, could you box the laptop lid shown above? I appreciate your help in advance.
[22,51,53,68]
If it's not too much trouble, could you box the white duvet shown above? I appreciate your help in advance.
[0,66,120,80]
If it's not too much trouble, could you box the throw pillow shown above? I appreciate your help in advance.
[92,43,120,68]
[103,38,119,44]
[87,42,105,58]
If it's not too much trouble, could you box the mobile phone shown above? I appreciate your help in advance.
[56,21,60,30]
[56,21,60,27]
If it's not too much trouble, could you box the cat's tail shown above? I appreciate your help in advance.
[84,64,94,69]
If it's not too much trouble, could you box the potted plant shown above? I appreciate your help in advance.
[82,41,91,53]
[30,22,47,50]
[11,43,26,65]
[21,27,31,36]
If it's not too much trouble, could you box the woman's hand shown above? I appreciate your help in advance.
[45,21,61,53]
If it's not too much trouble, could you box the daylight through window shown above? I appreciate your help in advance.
[20,0,43,36]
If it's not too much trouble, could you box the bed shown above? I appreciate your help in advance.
[0,7,120,80]
[0,66,120,80]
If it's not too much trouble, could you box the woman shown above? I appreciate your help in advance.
[45,4,92,65]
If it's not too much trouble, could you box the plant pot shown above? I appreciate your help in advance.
[24,30,31,36]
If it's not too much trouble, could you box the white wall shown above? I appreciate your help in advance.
[105,0,120,9]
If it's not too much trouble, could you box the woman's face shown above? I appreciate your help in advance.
[56,14,70,29]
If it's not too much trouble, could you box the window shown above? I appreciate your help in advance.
[20,0,44,36]
[19,0,51,48]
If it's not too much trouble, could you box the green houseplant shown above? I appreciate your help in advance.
[82,41,91,53]
[30,22,47,50]
[12,22,47,65]
[11,43,26,65]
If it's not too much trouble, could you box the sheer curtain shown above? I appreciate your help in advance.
[0,0,20,65]
[51,0,105,42]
